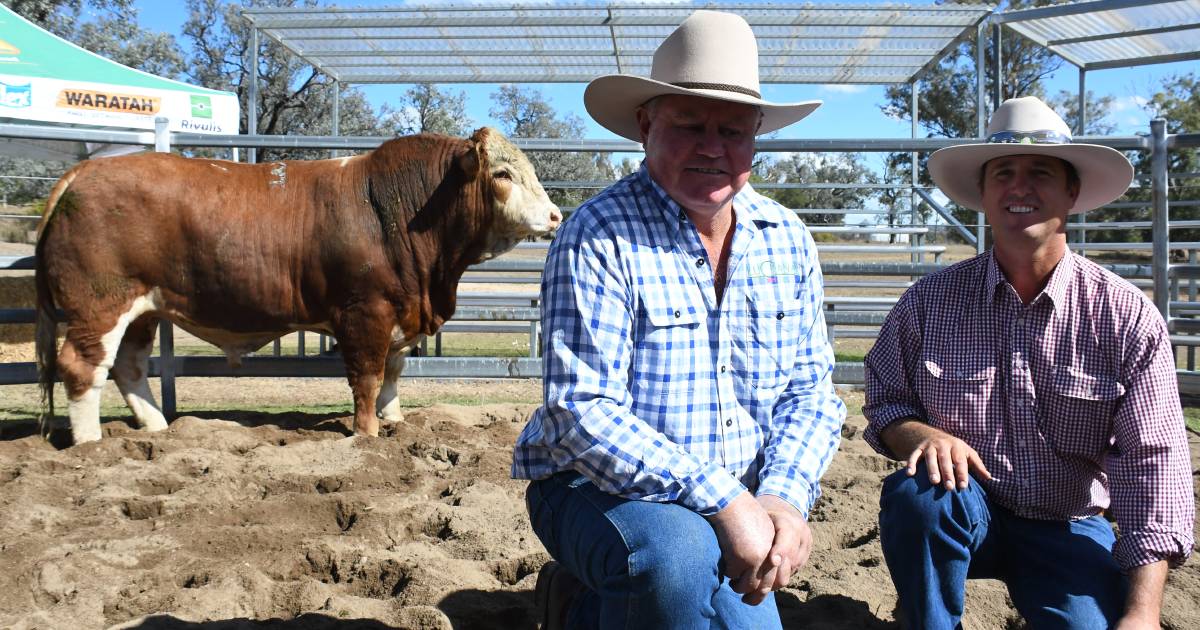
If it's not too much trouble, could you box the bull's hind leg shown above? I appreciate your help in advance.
[112,314,168,433]
[59,294,157,444]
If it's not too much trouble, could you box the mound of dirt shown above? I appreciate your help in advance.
[0,396,1197,629]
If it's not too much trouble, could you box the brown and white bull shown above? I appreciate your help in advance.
[35,128,561,445]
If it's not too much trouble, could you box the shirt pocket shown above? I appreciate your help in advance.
[917,356,996,437]
[740,292,806,391]
[630,284,705,416]
[1039,366,1123,458]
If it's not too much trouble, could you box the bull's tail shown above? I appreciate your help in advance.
[34,168,78,437]
[35,237,58,438]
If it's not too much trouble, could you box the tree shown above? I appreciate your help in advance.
[4,0,184,76]
[181,0,383,161]
[754,153,876,231]
[1114,72,1200,244]
[488,85,608,206]
[380,84,474,137]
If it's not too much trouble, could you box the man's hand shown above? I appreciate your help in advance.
[705,491,775,601]
[880,419,991,490]
[739,494,813,605]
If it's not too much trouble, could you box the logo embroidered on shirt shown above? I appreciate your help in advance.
[749,260,801,282]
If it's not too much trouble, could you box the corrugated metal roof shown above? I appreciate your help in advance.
[996,0,1200,70]
[240,2,994,85]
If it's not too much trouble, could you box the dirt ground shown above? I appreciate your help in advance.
[0,385,1198,630]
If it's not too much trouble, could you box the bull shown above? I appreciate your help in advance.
[35,128,561,445]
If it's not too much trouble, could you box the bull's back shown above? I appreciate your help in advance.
[39,153,377,326]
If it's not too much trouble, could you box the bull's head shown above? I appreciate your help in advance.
[464,128,562,261]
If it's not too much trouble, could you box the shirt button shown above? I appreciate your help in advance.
[674,310,681,318]
[776,312,784,320]
[725,419,733,427]
[720,365,727,373]
[696,257,705,267]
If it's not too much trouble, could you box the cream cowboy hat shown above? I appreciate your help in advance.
[583,10,822,142]
[927,96,1133,214]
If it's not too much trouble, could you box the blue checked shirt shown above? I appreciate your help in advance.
[512,166,846,517]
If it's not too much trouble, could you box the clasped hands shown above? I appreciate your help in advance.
[706,492,812,605]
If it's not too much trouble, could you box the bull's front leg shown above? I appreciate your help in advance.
[375,346,407,425]
[376,334,425,424]
[334,312,394,437]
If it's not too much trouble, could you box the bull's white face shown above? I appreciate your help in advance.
[480,132,562,260]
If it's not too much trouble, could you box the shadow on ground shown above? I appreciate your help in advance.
[439,588,536,630]
[117,614,399,629]
[777,590,899,629]
[0,410,353,448]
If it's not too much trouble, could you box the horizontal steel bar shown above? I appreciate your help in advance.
[1174,134,1200,149]
[0,256,34,270]
[0,357,871,388]
[0,123,151,145]
[1047,23,1197,47]
[1084,51,1200,71]
[993,0,1173,24]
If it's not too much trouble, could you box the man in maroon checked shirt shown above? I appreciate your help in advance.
[864,96,1193,630]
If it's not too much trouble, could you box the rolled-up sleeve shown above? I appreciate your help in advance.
[1108,304,1194,570]
[863,289,928,458]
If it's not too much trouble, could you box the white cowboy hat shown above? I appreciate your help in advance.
[583,10,822,142]
[927,96,1133,214]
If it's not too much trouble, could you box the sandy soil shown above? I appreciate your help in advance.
[1,388,1197,630]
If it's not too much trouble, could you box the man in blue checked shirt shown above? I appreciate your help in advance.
[512,11,846,630]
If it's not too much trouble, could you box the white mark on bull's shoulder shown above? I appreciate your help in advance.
[210,163,228,173]
[339,157,353,167]
[389,325,424,348]
[270,163,287,187]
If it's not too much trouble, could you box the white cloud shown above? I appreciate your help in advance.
[818,84,868,95]
[1109,95,1149,113]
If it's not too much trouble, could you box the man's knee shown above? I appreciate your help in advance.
[631,507,722,591]
[879,466,984,534]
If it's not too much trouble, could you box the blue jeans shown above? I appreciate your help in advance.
[878,466,1128,630]
[526,472,782,630]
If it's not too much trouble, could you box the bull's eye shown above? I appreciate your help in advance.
[493,169,513,180]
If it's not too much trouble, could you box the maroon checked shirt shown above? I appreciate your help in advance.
[864,250,1193,570]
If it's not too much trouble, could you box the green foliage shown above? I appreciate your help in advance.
[380,84,474,137]
[5,0,183,76]
[1108,72,1200,244]
[180,0,384,161]
[753,152,876,227]
[877,0,1109,243]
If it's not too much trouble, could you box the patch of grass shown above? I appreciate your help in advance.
[835,351,867,363]
[1183,406,1200,434]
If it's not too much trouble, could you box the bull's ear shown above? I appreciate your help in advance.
[457,141,482,180]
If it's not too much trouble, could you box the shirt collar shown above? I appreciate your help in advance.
[985,248,1075,309]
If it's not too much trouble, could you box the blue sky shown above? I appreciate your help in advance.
[131,0,1197,143]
